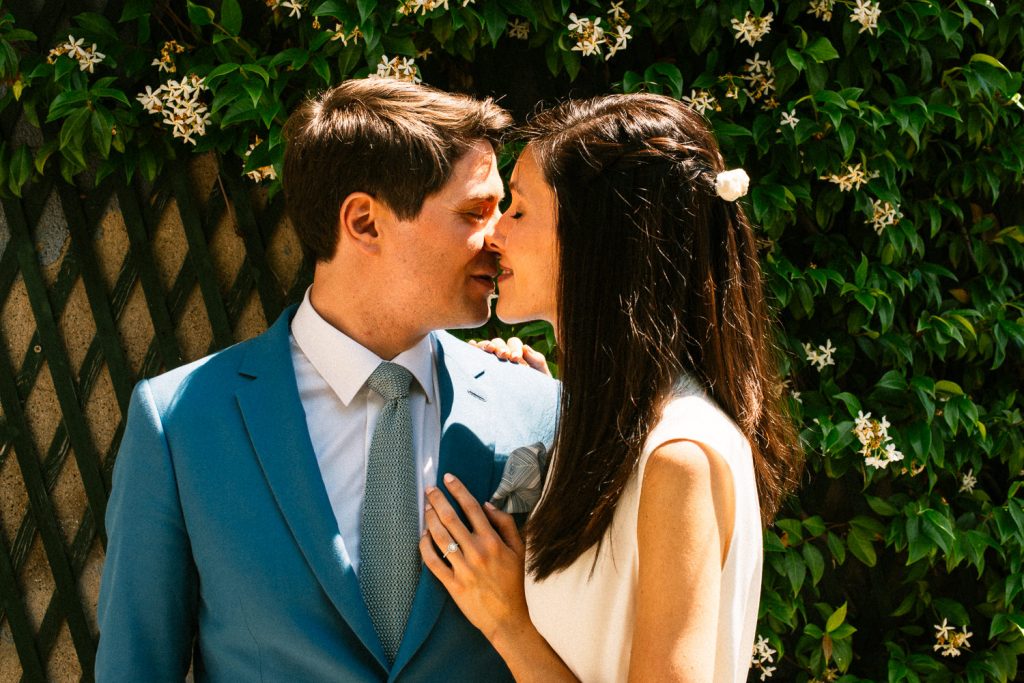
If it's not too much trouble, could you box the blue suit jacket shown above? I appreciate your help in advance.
[96,306,559,681]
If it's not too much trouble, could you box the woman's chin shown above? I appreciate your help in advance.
[494,299,527,325]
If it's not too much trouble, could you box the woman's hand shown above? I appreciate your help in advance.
[469,337,552,377]
[420,473,532,643]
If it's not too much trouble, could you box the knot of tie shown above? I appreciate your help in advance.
[367,362,413,402]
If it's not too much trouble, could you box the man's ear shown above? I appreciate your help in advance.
[338,192,382,254]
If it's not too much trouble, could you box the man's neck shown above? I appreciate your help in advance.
[308,279,426,361]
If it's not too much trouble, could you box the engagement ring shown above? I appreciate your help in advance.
[442,541,460,559]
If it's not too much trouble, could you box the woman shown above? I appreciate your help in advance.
[418,94,803,681]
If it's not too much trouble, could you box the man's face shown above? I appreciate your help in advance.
[381,140,504,334]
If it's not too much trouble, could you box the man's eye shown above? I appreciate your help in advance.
[510,211,523,219]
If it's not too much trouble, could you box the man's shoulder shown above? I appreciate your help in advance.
[142,312,292,409]
[433,331,559,395]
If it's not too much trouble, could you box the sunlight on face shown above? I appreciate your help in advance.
[490,147,559,330]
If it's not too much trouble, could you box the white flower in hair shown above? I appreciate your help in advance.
[715,169,750,201]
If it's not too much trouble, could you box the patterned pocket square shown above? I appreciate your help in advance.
[490,442,550,515]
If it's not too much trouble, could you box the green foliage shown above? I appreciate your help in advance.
[3,0,1024,680]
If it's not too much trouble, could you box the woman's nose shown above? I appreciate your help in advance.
[485,212,507,252]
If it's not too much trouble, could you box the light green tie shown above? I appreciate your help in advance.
[359,361,421,664]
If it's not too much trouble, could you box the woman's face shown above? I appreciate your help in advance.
[490,147,560,330]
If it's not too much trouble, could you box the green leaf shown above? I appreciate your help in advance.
[783,550,807,595]
[922,509,955,553]
[847,528,877,567]
[90,108,113,157]
[786,48,806,72]
[969,53,1010,72]
[833,392,861,418]
[866,495,899,517]
[826,602,847,632]
[803,543,825,586]
[805,36,840,62]
[187,1,215,25]
[221,0,242,35]
[59,108,90,153]
[241,78,262,108]
[481,1,506,47]
[119,0,154,21]
[356,0,377,23]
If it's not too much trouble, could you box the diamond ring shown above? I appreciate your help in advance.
[442,541,460,559]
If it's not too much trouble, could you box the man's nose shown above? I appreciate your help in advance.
[484,209,506,252]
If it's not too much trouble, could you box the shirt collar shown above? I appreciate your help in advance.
[290,288,436,407]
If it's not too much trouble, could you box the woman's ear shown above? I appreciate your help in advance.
[338,192,381,254]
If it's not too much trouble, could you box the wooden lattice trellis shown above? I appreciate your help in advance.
[0,144,311,680]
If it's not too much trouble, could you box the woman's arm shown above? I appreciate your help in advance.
[420,475,578,683]
[628,439,735,682]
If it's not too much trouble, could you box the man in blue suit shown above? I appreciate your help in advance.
[96,79,558,681]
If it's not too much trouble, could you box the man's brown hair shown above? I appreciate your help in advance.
[282,79,512,262]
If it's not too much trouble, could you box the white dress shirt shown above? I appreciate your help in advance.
[289,289,440,572]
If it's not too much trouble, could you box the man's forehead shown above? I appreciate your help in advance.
[446,143,503,200]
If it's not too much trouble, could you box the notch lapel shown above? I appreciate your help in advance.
[234,308,388,671]
[389,334,496,679]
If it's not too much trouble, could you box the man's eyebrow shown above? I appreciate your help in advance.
[508,180,520,193]
[461,192,503,204]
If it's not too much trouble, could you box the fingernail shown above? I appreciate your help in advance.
[424,503,433,512]
[425,486,437,495]
[443,473,455,484]
[484,501,496,510]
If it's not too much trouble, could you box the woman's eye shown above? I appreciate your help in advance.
[510,211,523,219]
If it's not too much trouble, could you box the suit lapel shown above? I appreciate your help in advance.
[389,334,496,679]
[234,307,389,671]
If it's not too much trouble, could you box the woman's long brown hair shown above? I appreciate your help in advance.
[521,94,804,581]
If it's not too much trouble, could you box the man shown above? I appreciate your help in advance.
[96,79,559,681]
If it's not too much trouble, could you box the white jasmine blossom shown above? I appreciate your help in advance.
[751,634,777,679]
[808,0,835,21]
[608,1,627,22]
[137,75,211,146]
[960,468,977,493]
[851,0,881,34]
[731,11,773,46]
[47,35,106,73]
[822,162,875,191]
[569,9,631,60]
[281,0,303,18]
[681,89,720,115]
[853,410,904,469]
[781,111,800,128]
[803,339,836,371]
[869,199,901,234]
[370,55,422,84]
[507,18,530,40]
[244,136,277,183]
[933,619,972,657]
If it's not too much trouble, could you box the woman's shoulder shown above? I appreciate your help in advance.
[644,376,749,461]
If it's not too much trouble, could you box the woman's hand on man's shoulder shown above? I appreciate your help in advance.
[469,337,552,377]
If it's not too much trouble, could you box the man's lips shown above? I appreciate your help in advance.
[496,265,513,282]
[471,272,497,287]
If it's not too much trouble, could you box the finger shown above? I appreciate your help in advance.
[425,485,474,547]
[489,337,510,359]
[522,345,553,376]
[424,501,466,564]
[467,339,480,347]
[506,337,525,363]
[484,502,525,556]
[420,531,455,584]
[440,474,494,537]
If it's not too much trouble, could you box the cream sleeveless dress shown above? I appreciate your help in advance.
[523,377,762,682]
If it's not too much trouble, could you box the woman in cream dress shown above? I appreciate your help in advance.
[419,94,803,681]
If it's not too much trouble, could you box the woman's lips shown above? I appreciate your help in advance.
[497,266,513,283]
